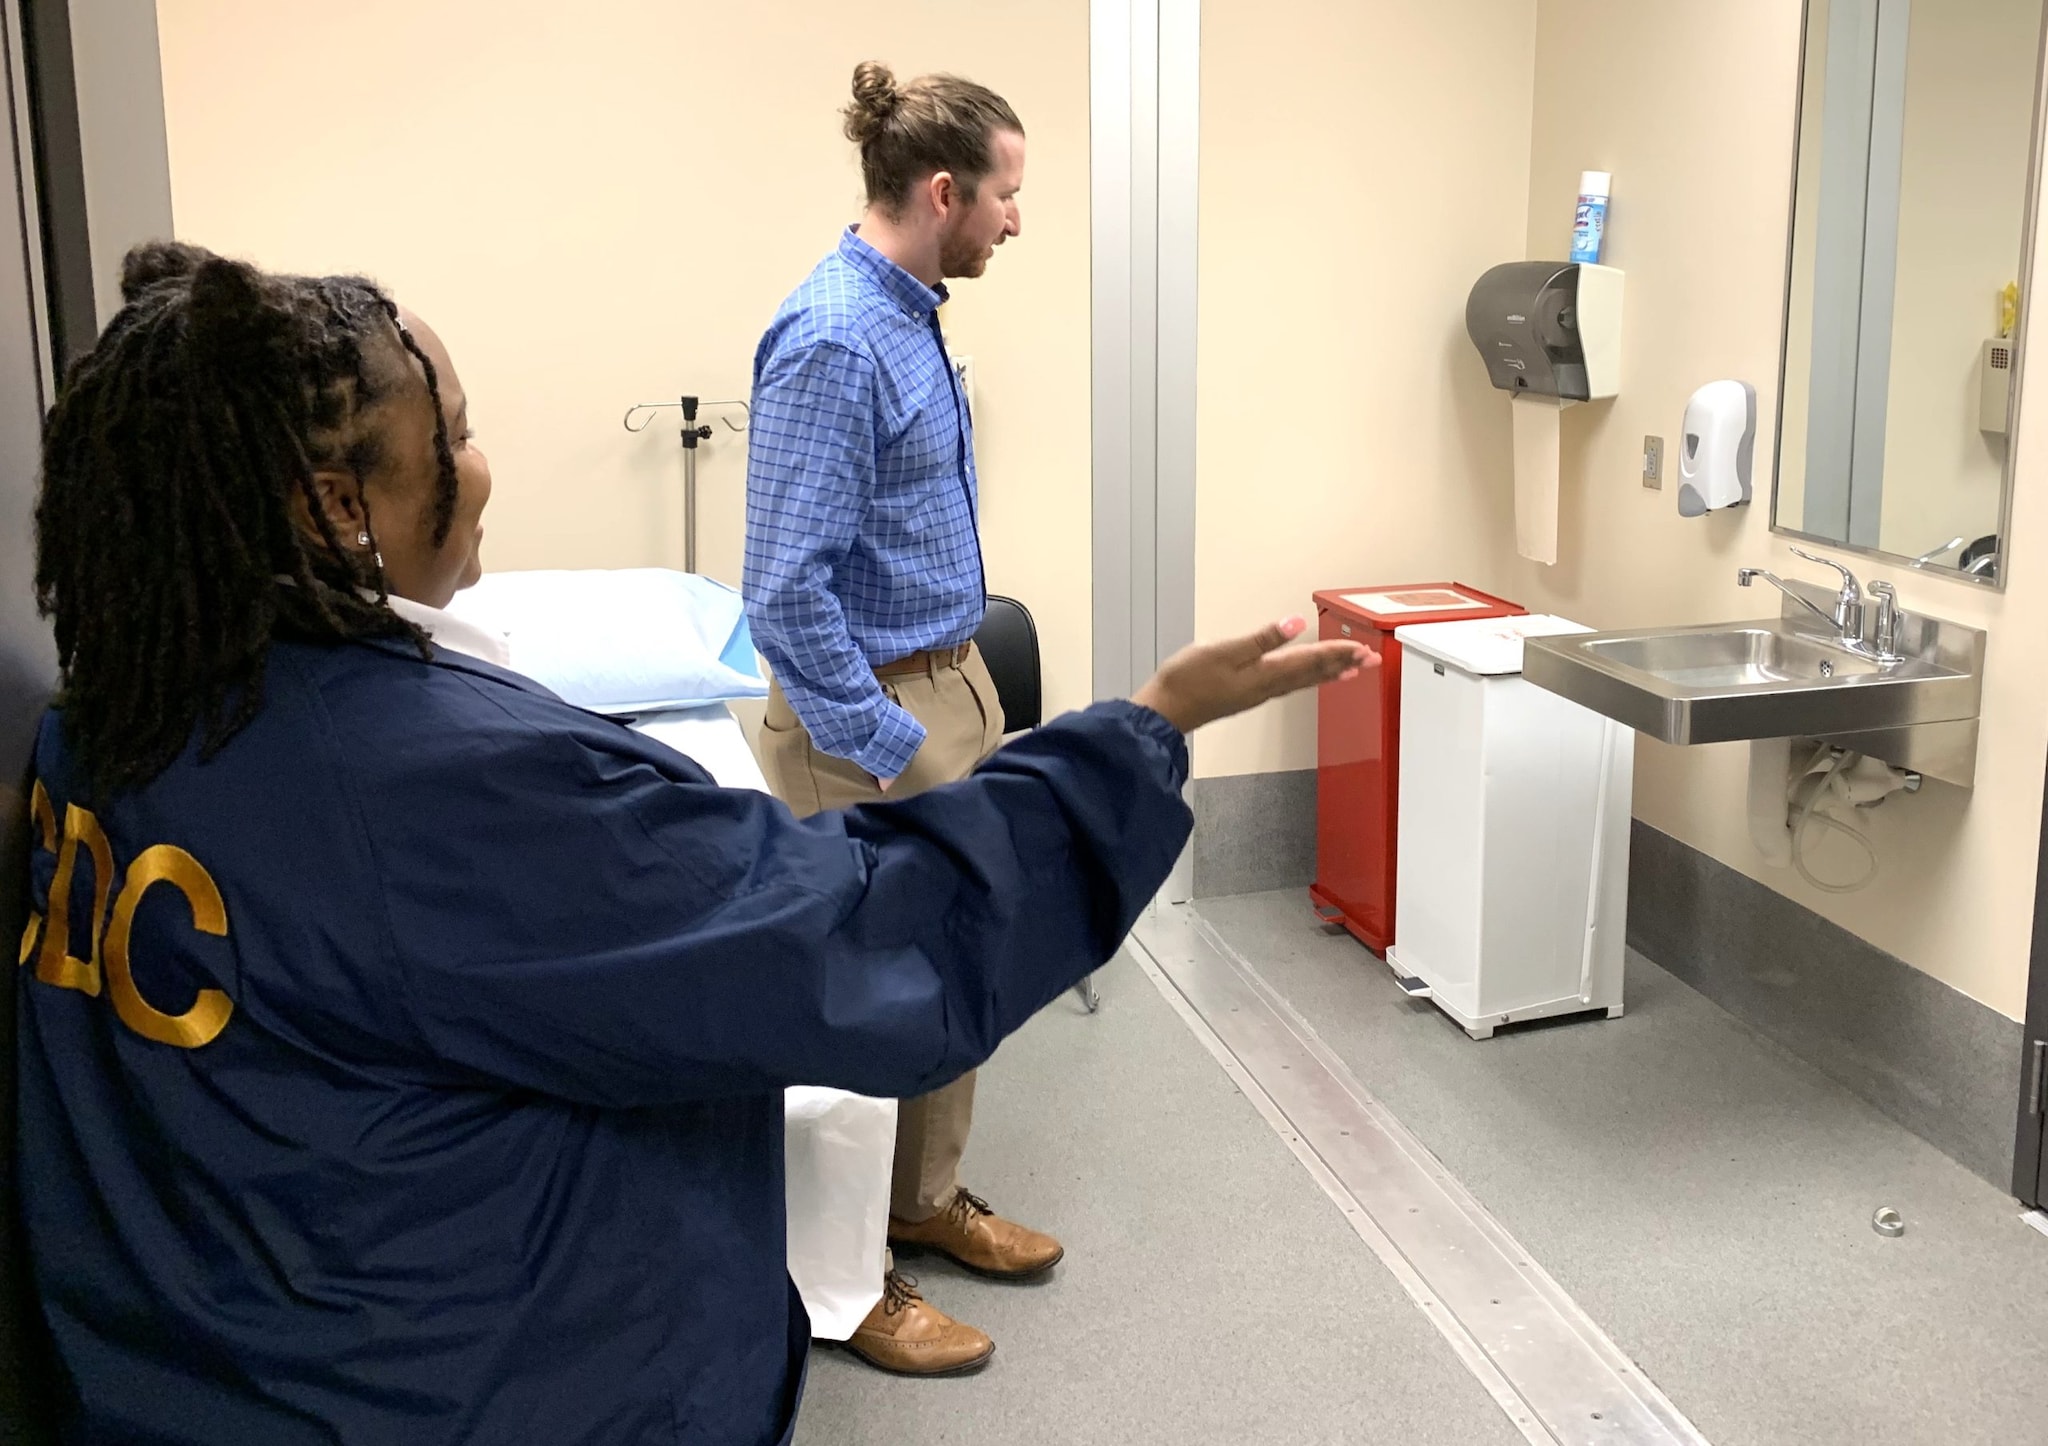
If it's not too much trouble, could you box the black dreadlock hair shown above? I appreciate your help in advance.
[33,241,462,798]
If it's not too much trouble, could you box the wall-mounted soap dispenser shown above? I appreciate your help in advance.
[1676,379,1756,516]
[1464,261,1625,402]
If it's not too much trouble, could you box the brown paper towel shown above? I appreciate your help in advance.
[1512,393,1562,565]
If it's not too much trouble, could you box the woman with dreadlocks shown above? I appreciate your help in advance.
[19,243,1369,1445]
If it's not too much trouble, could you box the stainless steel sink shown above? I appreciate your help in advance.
[1521,578,1986,786]
[1582,627,1891,689]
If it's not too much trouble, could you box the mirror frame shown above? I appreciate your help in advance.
[1771,0,2048,590]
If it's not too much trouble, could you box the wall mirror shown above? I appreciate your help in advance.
[1774,0,2048,586]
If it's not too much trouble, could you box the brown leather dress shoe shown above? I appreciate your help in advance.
[842,1272,995,1378]
[888,1189,1065,1280]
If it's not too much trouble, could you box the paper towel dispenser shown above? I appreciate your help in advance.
[1465,261,1624,402]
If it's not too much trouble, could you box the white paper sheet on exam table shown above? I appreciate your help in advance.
[629,703,896,1341]
[629,705,773,792]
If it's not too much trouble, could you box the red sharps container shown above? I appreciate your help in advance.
[1310,583,1524,954]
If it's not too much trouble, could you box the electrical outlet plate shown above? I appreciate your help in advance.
[1642,434,1664,489]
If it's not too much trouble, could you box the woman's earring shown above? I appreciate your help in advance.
[357,531,371,547]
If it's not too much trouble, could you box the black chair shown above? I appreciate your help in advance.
[973,597,1098,1011]
[1960,534,2000,578]
[973,594,1042,732]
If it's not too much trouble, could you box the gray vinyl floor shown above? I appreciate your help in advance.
[794,889,2048,1446]
[791,944,1524,1446]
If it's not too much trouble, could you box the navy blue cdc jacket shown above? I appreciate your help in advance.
[16,636,1191,1445]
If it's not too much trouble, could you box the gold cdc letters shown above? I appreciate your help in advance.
[19,784,234,1049]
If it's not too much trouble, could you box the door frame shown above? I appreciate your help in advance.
[2,0,64,1435]
[1090,0,1200,902]
[2015,752,2048,1205]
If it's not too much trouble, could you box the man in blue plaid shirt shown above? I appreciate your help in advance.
[743,63,1051,1379]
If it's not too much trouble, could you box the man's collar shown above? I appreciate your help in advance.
[838,225,949,314]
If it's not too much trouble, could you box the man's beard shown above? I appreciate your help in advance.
[940,226,991,280]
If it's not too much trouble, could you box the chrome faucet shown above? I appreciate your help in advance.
[1736,550,1904,662]
[1786,548,1865,637]
[1737,548,1862,635]
[1869,581,1902,660]
[1737,565,1848,634]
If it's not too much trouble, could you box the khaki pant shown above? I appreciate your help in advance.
[760,645,1007,1234]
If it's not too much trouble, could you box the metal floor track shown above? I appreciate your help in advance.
[1129,904,1712,1446]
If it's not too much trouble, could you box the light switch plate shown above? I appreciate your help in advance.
[951,355,975,415]
[1643,434,1664,489]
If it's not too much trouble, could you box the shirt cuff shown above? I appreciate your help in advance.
[1116,701,1192,790]
[853,705,928,783]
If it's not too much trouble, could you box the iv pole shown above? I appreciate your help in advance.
[623,396,750,573]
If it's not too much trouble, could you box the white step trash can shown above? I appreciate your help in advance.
[1385,614,1634,1039]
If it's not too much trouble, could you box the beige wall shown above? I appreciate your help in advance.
[1195,0,2048,1020]
[1502,0,2048,1022]
[154,0,1095,718]
[1192,0,1536,778]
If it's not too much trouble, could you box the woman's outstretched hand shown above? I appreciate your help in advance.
[1132,617,1378,734]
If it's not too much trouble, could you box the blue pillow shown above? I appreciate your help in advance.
[445,568,768,713]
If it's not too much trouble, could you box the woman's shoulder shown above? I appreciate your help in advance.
[277,636,579,742]
[277,637,703,785]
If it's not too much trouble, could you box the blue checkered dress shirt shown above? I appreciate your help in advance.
[743,228,984,779]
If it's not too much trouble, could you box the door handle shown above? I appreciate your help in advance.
[2031,1040,2048,1117]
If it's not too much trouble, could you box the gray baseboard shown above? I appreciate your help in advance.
[1627,820,2024,1190]
[1191,769,1316,900]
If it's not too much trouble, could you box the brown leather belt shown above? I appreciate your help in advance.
[874,643,973,679]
